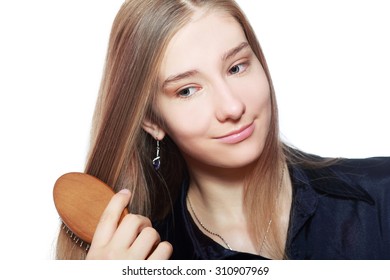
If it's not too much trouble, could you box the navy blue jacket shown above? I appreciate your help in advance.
[155,156,390,259]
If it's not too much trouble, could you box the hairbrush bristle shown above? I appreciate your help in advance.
[62,223,90,251]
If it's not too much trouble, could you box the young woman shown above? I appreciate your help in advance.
[55,0,390,260]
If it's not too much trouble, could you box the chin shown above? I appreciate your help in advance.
[218,145,264,169]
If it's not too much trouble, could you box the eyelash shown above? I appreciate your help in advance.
[177,87,199,98]
[228,62,249,75]
[176,61,249,98]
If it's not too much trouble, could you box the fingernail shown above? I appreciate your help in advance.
[118,189,130,195]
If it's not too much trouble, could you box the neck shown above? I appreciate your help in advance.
[185,158,292,256]
[186,159,256,216]
[185,158,259,236]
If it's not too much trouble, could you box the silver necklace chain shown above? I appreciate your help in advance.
[187,197,233,250]
[187,166,285,254]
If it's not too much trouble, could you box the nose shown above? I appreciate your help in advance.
[213,80,246,122]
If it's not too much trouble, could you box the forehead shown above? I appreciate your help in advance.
[160,11,247,78]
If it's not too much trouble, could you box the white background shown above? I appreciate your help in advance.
[0,0,389,261]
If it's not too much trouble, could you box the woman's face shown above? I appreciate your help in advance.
[150,11,271,170]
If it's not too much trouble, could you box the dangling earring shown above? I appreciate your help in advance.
[152,139,161,171]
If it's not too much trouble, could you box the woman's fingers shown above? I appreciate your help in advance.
[112,216,172,259]
[90,189,131,248]
[147,241,173,260]
[86,188,173,260]
[110,213,152,249]
[126,226,161,259]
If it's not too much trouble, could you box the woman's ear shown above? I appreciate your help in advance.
[142,119,166,140]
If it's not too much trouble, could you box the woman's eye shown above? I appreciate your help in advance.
[228,63,246,75]
[177,87,198,98]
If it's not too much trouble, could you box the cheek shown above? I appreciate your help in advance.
[243,73,271,116]
[158,99,213,144]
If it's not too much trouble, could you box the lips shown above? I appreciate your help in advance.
[215,122,255,144]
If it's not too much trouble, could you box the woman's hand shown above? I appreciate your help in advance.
[86,189,173,260]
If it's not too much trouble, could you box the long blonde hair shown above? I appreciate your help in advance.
[56,0,286,260]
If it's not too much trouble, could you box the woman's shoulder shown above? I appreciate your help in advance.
[330,156,390,199]
[286,145,390,179]
[331,156,390,177]
[321,156,390,188]
[290,150,390,204]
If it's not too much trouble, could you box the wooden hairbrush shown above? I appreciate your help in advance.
[53,172,129,250]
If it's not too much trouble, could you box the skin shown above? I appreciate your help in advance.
[87,10,277,259]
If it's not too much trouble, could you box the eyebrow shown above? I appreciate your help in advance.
[163,70,199,88]
[222,42,250,62]
[162,42,250,88]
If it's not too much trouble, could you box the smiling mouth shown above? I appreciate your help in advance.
[215,122,255,144]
